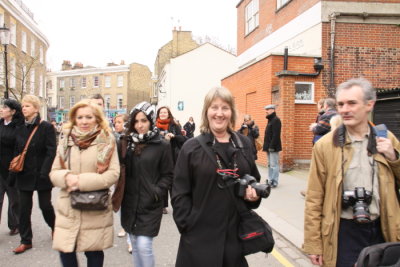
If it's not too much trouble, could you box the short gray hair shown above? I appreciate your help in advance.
[336,78,376,102]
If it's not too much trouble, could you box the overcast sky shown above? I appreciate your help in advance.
[22,0,238,72]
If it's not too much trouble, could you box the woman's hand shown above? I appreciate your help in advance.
[165,133,175,140]
[65,173,79,192]
[244,186,260,202]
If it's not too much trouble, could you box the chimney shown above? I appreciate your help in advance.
[120,60,125,65]
[61,60,72,70]
[73,62,83,69]
[107,62,118,67]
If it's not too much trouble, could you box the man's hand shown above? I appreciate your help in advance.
[309,254,323,266]
[244,186,260,202]
[376,137,397,161]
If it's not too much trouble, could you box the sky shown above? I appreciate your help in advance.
[22,0,238,72]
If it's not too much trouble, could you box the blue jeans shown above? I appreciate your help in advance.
[267,151,280,185]
[130,235,154,267]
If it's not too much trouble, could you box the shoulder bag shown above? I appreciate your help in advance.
[9,121,41,172]
[197,133,274,255]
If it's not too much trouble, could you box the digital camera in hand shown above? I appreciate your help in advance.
[236,174,271,199]
[342,187,373,224]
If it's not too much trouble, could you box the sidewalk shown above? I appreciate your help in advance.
[256,164,309,250]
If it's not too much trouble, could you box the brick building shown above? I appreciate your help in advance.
[222,0,400,170]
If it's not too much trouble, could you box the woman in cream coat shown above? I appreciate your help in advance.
[50,99,119,267]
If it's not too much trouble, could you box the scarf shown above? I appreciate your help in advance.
[156,118,171,131]
[59,125,115,174]
[127,128,159,152]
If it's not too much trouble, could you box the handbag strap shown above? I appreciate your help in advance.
[21,120,42,154]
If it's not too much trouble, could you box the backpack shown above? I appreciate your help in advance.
[356,242,400,267]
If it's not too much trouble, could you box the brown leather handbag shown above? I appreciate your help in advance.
[9,123,40,172]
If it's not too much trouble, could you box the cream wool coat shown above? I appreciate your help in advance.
[50,135,120,253]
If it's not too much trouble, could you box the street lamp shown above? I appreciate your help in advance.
[0,24,10,99]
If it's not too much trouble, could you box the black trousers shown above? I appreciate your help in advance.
[19,189,55,245]
[60,251,104,267]
[0,176,19,230]
[337,218,385,267]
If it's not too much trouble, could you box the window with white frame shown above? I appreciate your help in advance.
[105,95,111,110]
[105,76,111,88]
[117,75,123,87]
[10,58,16,88]
[277,0,291,9]
[93,76,99,87]
[71,78,76,88]
[39,75,43,97]
[59,79,65,90]
[70,96,75,108]
[21,31,27,52]
[0,56,3,85]
[30,39,35,57]
[48,97,52,106]
[245,0,259,35]
[0,13,4,27]
[39,46,44,64]
[30,69,35,94]
[59,96,65,109]
[21,64,27,91]
[117,94,123,109]
[295,82,314,104]
[81,77,87,88]
[10,22,16,46]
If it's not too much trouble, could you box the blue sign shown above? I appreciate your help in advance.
[177,101,184,111]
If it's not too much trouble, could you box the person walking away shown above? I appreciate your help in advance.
[172,87,262,267]
[50,99,120,267]
[262,105,282,188]
[238,114,260,160]
[183,117,196,138]
[309,98,337,143]
[121,101,173,267]
[11,95,57,254]
[0,99,23,236]
[304,78,400,267]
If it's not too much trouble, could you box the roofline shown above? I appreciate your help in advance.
[48,65,130,77]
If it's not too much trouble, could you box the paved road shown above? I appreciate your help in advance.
[0,190,308,267]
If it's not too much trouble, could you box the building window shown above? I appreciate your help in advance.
[93,76,99,87]
[105,76,111,88]
[117,75,123,87]
[70,78,76,89]
[21,32,27,52]
[81,77,87,88]
[39,75,43,97]
[48,96,52,106]
[0,13,4,26]
[39,46,44,64]
[47,80,52,90]
[10,58,16,88]
[59,96,64,109]
[31,39,35,57]
[277,0,291,9]
[59,79,65,90]
[245,0,259,35]
[117,94,123,109]
[70,96,75,108]
[105,95,111,110]
[10,23,16,46]
[295,82,314,104]
[30,69,35,94]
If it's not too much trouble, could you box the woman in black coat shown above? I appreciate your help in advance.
[172,87,262,267]
[121,102,173,266]
[183,117,195,138]
[11,95,56,254]
[0,99,24,236]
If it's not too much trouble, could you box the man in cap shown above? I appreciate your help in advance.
[262,104,282,187]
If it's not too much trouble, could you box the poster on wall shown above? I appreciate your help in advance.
[177,101,184,111]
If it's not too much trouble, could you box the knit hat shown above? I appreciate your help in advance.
[129,101,155,125]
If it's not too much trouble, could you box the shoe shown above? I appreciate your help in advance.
[118,229,126,237]
[300,190,306,197]
[13,244,32,254]
[128,243,132,254]
[162,208,168,214]
[9,228,19,236]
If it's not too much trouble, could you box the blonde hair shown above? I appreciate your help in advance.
[113,113,128,124]
[21,95,41,110]
[64,99,111,134]
[200,87,237,134]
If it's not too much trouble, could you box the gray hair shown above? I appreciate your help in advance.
[324,98,336,109]
[336,78,376,102]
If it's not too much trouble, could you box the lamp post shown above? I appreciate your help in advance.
[0,24,10,99]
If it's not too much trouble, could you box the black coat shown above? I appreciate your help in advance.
[263,112,282,152]
[238,121,260,160]
[163,123,187,164]
[0,118,23,180]
[12,116,57,191]
[172,132,261,267]
[183,121,195,138]
[121,134,173,237]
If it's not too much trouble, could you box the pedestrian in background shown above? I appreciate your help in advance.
[309,98,325,144]
[238,114,260,160]
[183,116,195,138]
[156,106,187,214]
[50,99,119,267]
[11,95,56,254]
[121,102,173,267]
[309,98,337,143]
[172,87,261,267]
[262,104,282,188]
[0,99,23,237]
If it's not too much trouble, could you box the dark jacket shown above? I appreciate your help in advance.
[12,116,57,191]
[183,121,195,138]
[121,134,173,237]
[172,132,261,267]
[263,112,282,152]
[238,121,260,159]
[163,123,187,164]
[0,118,23,181]
[312,108,337,141]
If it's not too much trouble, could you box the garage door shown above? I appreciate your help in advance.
[373,99,400,139]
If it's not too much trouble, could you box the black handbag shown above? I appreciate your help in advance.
[70,189,109,211]
[196,133,275,255]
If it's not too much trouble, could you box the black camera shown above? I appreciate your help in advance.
[236,174,271,199]
[342,187,373,224]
